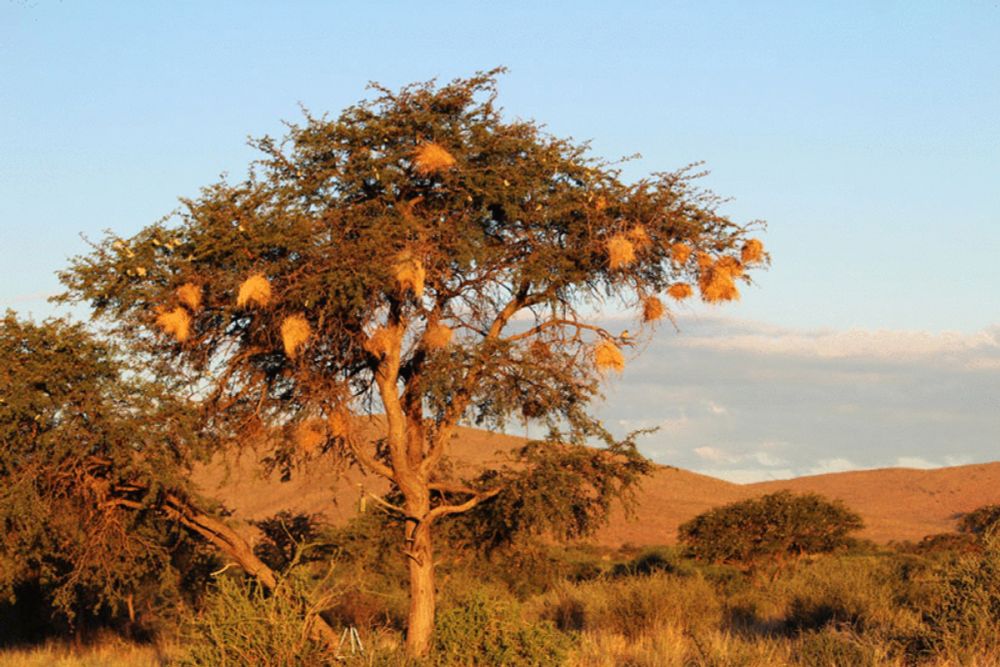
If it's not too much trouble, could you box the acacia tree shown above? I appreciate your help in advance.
[678,491,864,577]
[0,311,341,645]
[0,311,198,632]
[60,69,767,655]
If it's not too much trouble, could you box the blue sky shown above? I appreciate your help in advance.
[2,2,998,480]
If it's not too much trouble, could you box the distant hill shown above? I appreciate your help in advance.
[192,423,1000,546]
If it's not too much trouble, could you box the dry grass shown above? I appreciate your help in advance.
[236,273,271,308]
[606,235,636,270]
[392,251,426,297]
[280,314,311,359]
[0,639,172,667]
[593,339,625,373]
[670,242,692,265]
[175,282,202,311]
[412,142,456,176]
[641,296,665,323]
[154,306,191,342]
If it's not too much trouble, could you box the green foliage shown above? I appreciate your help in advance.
[433,589,570,667]
[180,573,334,667]
[678,491,864,574]
[0,312,203,632]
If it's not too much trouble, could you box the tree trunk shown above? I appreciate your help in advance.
[404,519,436,657]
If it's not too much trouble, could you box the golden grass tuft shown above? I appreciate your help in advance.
[696,251,715,270]
[642,296,665,323]
[627,225,652,249]
[667,283,693,300]
[280,314,311,359]
[741,238,765,264]
[412,142,456,176]
[176,282,202,311]
[155,306,191,343]
[363,326,398,358]
[424,321,453,350]
[606,235,636,270]
[671,242,692,265]
[594,339,625,373]
[393,251,426,297]
[237,273,272,308]
[293,419,326,455]
[594,195,608,212]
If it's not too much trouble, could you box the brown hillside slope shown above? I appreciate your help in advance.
[192,425,1000,547]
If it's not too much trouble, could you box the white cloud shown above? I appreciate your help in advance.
[676,320,999,362]
[894,456,937,469]
[693,445,734,463]
[706,401,728,415]
[806,458,859,476]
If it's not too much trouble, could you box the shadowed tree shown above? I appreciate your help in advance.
[0,312,340,646]
[0,311,199,635]
[58,69,768,655]
[678,491,864,578]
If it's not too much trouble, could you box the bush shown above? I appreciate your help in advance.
[958,504,1000,537]
[433,589,570,666]
[678,491,864,576]
[179,574,334,666]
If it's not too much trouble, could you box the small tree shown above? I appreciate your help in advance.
[678,491,863,576]
[59,69,768,655]
[0,311,199,632]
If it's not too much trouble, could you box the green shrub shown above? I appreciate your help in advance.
[433,590,570,666]
[179,574,333,666]
[679,491,864,576]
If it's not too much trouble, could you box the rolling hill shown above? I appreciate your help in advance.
[193,423,1000,547]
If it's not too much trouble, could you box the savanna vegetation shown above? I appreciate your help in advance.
[3,70,998,665]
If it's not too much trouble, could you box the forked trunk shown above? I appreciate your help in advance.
[404,519,436,657]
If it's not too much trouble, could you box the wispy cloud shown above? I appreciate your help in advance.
[596,316,1000,483]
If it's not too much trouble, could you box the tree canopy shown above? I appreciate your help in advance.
[58,68,768,654]
[678,491,863,576]
[0,311,200,628]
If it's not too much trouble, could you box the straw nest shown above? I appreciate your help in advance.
[327,409,351,439]
[667,283,694,300]
[176,282,202,312]
[642,296,665,323]
[393,251,426,298]
[155,306,191,343]
[424,321,453,350]
[294,420,326,456]
[698,258,742,303]
[281,314,311,359]
[593,339,625,373]
[413,142,456,176]
[237,274,272,308]
[627,225,652,249]
[671,242,692,265]
[606,235,636,270]
[741,239,765,264]
[363,326,398,358]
